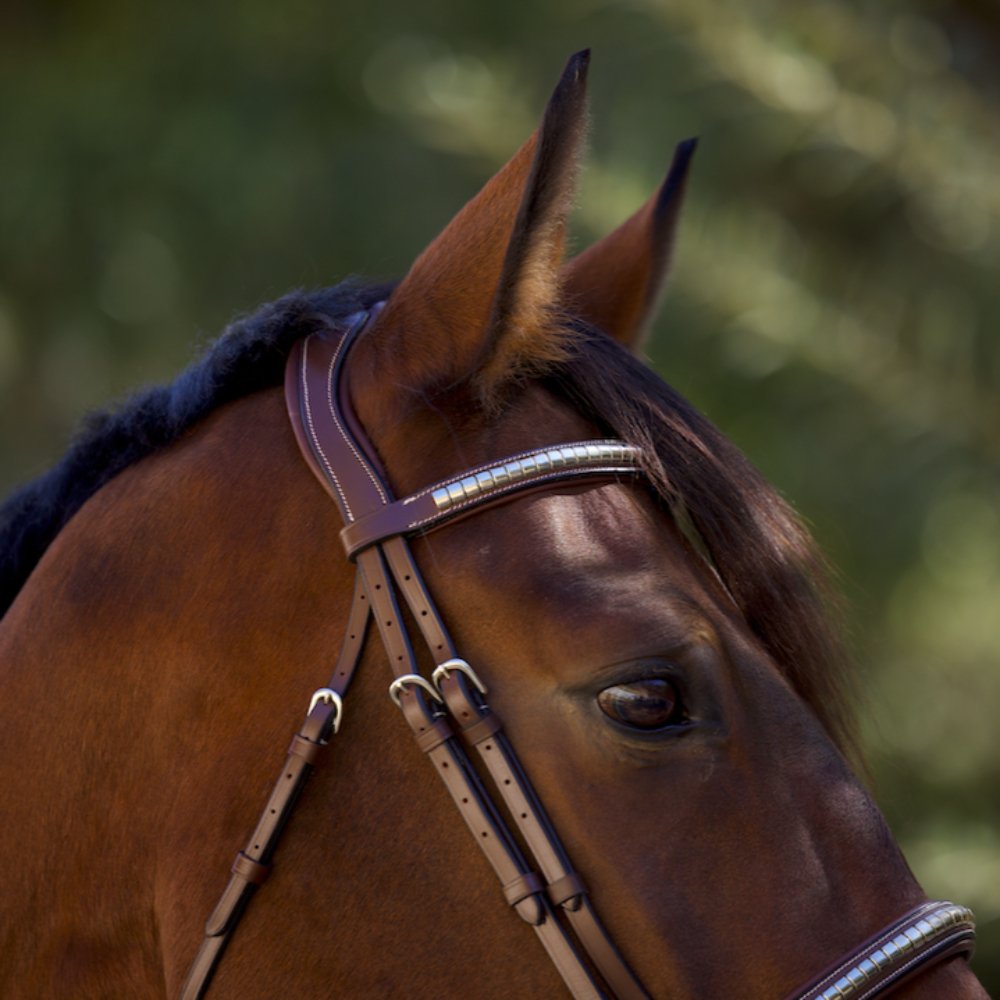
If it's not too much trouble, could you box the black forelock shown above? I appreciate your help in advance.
[547,329,857,759]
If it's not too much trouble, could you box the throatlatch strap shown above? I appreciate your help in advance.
[180,573,371,1000]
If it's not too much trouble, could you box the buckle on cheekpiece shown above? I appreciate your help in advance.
[388,674,444,709]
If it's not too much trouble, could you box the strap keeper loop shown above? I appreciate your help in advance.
[287,733,325,766]
[548,871,587,910]
[231,851,271,886]
[463,710,502,744]
[414,717,454,753]
[503,871,546,926]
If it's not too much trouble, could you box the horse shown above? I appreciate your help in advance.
[0,51,987,1000]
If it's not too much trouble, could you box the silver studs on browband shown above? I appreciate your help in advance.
[430,442,641,513]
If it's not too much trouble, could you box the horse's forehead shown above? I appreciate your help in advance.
[433,480,723,657]
[518,484,701,582]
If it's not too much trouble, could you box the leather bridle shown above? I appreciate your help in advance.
[181,309,976,999]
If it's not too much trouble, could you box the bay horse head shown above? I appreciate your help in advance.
[0,51,985,1000]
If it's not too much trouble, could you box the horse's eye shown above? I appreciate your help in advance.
[597,678,683,730]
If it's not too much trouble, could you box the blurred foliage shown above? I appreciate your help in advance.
[1,0,998,987]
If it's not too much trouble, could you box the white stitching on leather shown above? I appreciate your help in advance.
[301,338,354,520]
[324,326,389,510]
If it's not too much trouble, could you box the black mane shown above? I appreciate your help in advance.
[0,280,388,618]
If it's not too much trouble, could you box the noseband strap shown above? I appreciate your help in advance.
[787,901,976,1000]
[182,309,977,999]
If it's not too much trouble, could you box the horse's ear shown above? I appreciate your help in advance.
[350,51,589,427]
[562,138,696,351]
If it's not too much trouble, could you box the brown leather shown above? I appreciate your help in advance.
[548,872,587,909]
[286,321,393,524]
[354,527,601,989]
[434,664,647,1000]
[288,329,611,993]
[413,716,454,753]
[379,533,648,998]
[283,319,648,1000]
[181,937,225,1000]
[231,852,270,886]
[339,445,642,558]
[504,871,546,909]
[287,734,324,765]
[463,711,502,745]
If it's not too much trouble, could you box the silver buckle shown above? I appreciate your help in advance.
[388,674,444,709]
[307,688,344,734]
[432,658,487,696]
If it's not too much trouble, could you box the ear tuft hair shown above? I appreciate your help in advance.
[474,49,591,403]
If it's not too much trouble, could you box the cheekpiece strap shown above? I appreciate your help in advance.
[280,311,648,1000]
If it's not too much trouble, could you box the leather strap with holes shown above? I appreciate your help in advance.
[277,313,646,998]
[285,318,612,998]
[183,311,617,999]
[380,533,648,1000]
[180,573,371,1000]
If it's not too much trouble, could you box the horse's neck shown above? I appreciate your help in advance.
[14,386,354,705]
[0,387,354,994]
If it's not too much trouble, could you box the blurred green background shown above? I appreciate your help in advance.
[1,0,997,988]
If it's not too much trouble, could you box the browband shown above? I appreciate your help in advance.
[340,440,643,558]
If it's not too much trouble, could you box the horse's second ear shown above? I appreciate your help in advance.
[350,51,589,430]
[562,138,696,351]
